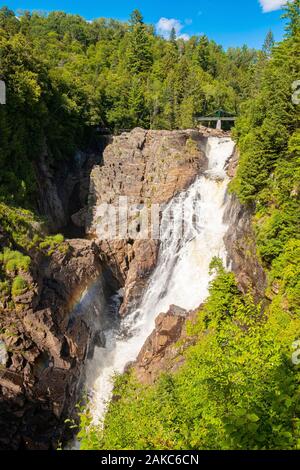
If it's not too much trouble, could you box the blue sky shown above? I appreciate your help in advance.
[3,0,290,48]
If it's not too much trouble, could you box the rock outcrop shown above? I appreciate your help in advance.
[0,239,107,450]
[86,128,213,315]
[132,305,188,384]
[224,145,266,300]
[224,195,266,300]
[130,305,200,385]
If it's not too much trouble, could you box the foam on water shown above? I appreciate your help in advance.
[86,136,235,424]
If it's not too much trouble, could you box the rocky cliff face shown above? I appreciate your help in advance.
[35,136,111,235]
[0,239,108,450]
[224,146,266,300]
[224,195,266,300]
[85,128,213,315]
[132,305,195,384]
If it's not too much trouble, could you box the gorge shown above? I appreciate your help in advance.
[0,3,299,452]
[0,127,254,449]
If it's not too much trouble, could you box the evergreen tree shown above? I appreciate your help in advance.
[126,10,153,75]
[129,9,143,27]
[283,0,300,37]
[169,26,177,43]
[262,30,275,57]
[197,35,210,71]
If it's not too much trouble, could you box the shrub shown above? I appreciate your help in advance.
[0,248,31,273]
[0,281,10,297]
[39,234,65,254]
[11,276,28,296]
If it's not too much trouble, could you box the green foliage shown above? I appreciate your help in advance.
[0,248,31,273]
[0,8,259,204]
[127,10,153,75]
[268,239,300,315]
[0,280,10,297]
[78,260,300,450]
[262,30,275,58]
[39,233,65,255]
[11,276,28,297]
[283,0,300,37]
[231,5,300,269]
[0,203,66,306]
[0,203,42,250]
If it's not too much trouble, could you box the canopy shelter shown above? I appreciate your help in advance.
[195,109,237,130]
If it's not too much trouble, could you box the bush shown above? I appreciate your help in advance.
[39,233,65,255]
[11,276,28,296]
[0,248,31,273]
[0,280,10,297]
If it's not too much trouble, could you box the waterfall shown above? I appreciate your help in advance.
[85,136,235,425]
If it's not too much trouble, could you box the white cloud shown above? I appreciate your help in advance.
[259,0,288,12]
[156,17,190,40]
[178,33,190,41]
[156,18,182,37]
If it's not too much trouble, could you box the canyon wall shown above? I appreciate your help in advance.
[85,127,213,315]
[0,239,108,449]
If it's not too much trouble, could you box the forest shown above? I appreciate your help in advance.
[0,0,299,451]
[1,5,266,206]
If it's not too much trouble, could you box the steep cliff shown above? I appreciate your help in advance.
[224,146,266,300]
[35,136,111,235]
[0,237,108,449]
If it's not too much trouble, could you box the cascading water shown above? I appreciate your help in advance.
[86,136,235,425]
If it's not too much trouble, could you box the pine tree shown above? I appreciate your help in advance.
[197,35,210,71]
[169,27,177,43]
[129,9,143,27]
[283,0,300,37]
[262,30,274,57]
[126,9,153,75]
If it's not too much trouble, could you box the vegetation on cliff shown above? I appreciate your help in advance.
[231,0,300,317]
[231,0,300,271]
[78,259,300,450]
[78,2,300,450]
[0,203,66,308]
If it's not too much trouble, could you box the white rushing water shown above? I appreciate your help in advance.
[86,136,235,424]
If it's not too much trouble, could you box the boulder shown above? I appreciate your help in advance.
[133,305,188,384]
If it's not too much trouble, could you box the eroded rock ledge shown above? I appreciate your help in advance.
[133,305,194,385]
